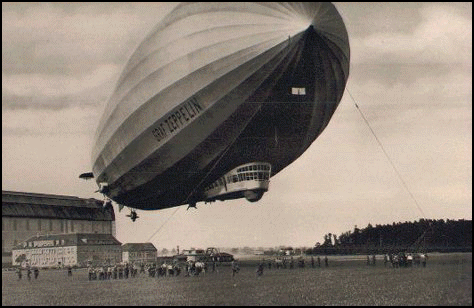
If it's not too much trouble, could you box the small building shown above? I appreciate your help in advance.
[174,247,234,263]
[122,243,157,264]
[212,252,234,262]
[180,248,207,262]
[279,247,294,256]
[12,233,122,268]
[206,247,234,262]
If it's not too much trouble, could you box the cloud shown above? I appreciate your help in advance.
[2,3,178,111]
[2,64,119,98]
[351,4,472,65]
[2,106,101,136]
[350,68,472,108]
[2,64,121,111]
[2,3,177,66]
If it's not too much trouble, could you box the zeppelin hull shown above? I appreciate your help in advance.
[92,2,350,210]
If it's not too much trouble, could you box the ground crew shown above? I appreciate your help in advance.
[256,262,264,276]
[231,260,239,277]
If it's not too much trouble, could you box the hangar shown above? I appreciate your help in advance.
[2,190,115,267]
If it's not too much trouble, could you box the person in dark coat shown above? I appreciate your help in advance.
[124,265,129,279]
[16,267,22,280]
[256,262,264,276]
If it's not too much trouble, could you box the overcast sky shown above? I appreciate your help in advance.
[2,2,472,250]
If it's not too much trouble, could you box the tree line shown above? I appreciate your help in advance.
[312,219,472,255]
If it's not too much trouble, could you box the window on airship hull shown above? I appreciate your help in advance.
[291,87,306,95]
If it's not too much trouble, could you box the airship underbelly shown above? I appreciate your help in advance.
[91,2,350,210]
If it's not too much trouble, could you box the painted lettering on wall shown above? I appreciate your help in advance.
[152,96,203,143]
[33,240,54,247]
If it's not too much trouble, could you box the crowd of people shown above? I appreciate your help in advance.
[87,263,139,280]
[86,260,220,280]
[271,255,329,270]
[15,266,39,281]
[13,252,428,282]
[382,252,428,268]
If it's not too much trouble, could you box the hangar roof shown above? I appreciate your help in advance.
[122,243,157,252]
[2,190,114,221]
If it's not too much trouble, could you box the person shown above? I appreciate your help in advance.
[367,255,371,266]
[67,266,73,277]
[311,256,315,268]
[298,257,305,268]
[372,254,376,266]
[256,262,264,276]
[88,266,93,280]
[27,267,32,281]
[392,254,399,268]
[124,264,129,279]
[174,264,181,276]
[16,267,22,280]
[97,267,104,280]
[231,260,239,277]
[118,266,123,279]
[421,253,427,267]
[34,267,39,279]
[324,256,328,267]
[184,263,189,277]
[108,266,113,279]
[317,256,321,267]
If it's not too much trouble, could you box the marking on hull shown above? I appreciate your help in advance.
[151,96,203,143]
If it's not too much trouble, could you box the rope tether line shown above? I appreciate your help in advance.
[347,89,432,251]
[347,89,426,219]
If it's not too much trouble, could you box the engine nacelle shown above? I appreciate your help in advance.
[243,190,265,202]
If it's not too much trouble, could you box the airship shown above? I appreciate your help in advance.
[81,2,350,212]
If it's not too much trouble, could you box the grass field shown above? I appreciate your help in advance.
[2,253,471,306]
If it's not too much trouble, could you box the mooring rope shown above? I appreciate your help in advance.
[347,89,426,218]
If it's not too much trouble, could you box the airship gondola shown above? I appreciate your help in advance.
[87,2,350,211]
